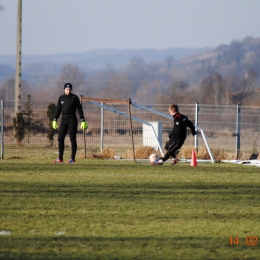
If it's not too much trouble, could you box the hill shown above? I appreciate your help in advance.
[0,47,211,81]
[1,37,260,106]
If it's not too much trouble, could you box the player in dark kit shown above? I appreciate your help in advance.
[156,103,196,165]
[52,83,88,164]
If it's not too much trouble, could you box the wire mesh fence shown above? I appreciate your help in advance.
[1,100,260,160]
[195,104,260,157]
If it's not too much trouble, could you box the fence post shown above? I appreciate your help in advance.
[236,104,241,159]
[100,102,104,151]
[195,103,199,151]
[1,100,4,159]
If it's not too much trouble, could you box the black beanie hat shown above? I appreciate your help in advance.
[64,83,72,90]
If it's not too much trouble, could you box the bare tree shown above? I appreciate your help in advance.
[165,55,175,69]
[244,68,258,91]
[229,68,259,105]
[56,64,86,95]
[212,73,227,105]
[134,80,154,103]
[199,73,227,104]
[99,73,133,100]
[164,79,189,103]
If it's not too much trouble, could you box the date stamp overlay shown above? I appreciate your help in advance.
[229,236,258,246]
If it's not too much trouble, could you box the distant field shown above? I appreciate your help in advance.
[0,158,260,260]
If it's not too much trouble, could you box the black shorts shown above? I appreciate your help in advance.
[165,139,185,152]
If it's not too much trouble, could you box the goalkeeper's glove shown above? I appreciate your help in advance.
[52,119,58,129]
[81,119,88,130]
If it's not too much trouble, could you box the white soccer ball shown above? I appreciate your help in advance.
[149,153,159,165]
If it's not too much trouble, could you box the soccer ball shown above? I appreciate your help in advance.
[149,153,159,165]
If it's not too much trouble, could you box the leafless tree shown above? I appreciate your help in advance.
[244,68,258,91]
[56,64,86,95]
[99,73,133,100]
[199,73,227,104]
[229,68,259,105]
[164,79,189,103]
[165,56,175,69]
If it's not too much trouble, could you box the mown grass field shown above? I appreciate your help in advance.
[0,157,260,260]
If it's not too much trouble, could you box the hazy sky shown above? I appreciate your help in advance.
[1,0,260,55]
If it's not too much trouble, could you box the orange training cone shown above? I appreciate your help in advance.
[190,149,197,167]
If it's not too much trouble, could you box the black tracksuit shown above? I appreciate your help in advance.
[162,113,196,162]
[54,93,85,161]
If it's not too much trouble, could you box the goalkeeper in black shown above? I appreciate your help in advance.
[52,83,88,164]
[156,103,196,165]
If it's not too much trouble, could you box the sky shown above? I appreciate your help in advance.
[0,0,260,55]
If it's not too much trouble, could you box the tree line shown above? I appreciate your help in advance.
[1,36,260,106]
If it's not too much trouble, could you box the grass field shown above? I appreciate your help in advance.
[0,157,260,260]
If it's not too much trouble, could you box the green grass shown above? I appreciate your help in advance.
[0,158,260,259]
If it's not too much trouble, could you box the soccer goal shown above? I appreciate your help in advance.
[80,97,215,163]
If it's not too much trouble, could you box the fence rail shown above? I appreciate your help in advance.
[1,100,260,159]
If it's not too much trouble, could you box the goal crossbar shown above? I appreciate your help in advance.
[81,97,130,104]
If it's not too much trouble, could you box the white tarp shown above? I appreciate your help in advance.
[222,160,260,167]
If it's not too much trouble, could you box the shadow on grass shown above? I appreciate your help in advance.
[1,181,260,197]
[1,236,258,260]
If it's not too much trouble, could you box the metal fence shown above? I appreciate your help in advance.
[1,100,260,159]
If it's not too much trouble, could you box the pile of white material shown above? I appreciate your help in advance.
[0,230,11,235]
[222,160,260,167]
